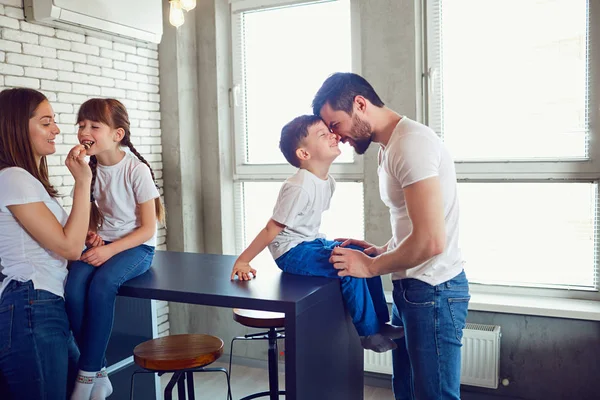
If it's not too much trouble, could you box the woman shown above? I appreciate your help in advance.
[0,88,92,399]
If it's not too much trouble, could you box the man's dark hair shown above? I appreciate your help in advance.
[279,115,323,168]
[312,72,385,116]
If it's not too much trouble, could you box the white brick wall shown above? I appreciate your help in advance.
[0,0,169,337]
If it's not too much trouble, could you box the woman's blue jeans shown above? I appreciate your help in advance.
[65,243,154,371]
[391,270,470,400]
[275,238,389,336]
[0,280,80,400]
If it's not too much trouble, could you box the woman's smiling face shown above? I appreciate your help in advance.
[28,100,60,161]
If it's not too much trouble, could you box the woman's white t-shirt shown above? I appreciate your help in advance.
[95,151,160,247]
[0,167,69,298]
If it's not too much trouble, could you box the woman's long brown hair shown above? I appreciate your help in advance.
[77,98,165,231]
[0,88,57,197]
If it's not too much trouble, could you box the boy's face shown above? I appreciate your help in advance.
[300,121,341,165]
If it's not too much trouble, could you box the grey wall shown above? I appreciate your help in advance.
[159,0,600,397]
[464,311,600,400]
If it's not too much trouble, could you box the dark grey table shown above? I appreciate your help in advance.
[118,251,364,400]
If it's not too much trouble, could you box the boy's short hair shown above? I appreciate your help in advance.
[279,115,323,168]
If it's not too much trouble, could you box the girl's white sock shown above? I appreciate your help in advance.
[90,368,113,400]
[70,370,96,400]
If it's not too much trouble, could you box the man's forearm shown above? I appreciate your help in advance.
[369,234,442,275]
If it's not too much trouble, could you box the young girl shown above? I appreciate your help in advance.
[0,88,90,399]
[64,98,164,400]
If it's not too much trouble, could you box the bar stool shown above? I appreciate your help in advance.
[229,309,286,400]
[130,334,232,400]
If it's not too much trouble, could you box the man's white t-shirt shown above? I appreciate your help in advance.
[268,169,335,260]
[0,167,69,298]
[95,152,160,247]
[378,117,463,286]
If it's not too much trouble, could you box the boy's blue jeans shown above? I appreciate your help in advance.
[391,270,470,400]
[275,238,389,336]
[65,243,155,371]
[0,280,80,400]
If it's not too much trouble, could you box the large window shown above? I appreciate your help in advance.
[426,0,598,297]
[231,0,363,258]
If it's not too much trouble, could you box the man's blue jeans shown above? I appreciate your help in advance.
[65,243,154,371]
[275,238,389,336]
[0,280,80,400]
[391,270,470,400]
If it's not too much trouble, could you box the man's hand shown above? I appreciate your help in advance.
[329,246,374,278]
[80,245,116,267]
[85,231,104,248]
[334,238,386,256]
[231,260,257,281]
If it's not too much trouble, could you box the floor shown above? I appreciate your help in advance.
[159,361,393,400]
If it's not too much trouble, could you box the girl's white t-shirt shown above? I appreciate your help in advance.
[0,167,69,298]
[95,151,160,247]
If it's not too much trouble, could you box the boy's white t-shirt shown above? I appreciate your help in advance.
[0,167,69,298]
[268,169,335,260]
[95,151,160,247]
[378,117,464,286]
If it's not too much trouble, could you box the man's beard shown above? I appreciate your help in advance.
[350,114,373,155]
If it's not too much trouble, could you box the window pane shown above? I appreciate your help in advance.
[240,181,364,268]
[458,182,597,289]
[239,0,354,164]
[433,0,588,160]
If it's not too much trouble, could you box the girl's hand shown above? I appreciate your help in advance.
[80,245,115,267]
[65,144,92,182]
[85,231,104,248]
[231,260,257,281]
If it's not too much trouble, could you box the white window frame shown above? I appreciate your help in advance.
[230,0,364,252]
[422,0,600,301]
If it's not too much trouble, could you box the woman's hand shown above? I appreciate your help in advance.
[231,260,257,281]
[65,144,92,182]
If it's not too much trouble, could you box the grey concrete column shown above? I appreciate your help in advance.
[159,0,205,254]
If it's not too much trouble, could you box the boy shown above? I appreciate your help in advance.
[230,115,403,352]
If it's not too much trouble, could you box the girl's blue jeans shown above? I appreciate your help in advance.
[65,243,154,371]
[0,280,80,400]
[275,238,389,336]
[391,270,470,400]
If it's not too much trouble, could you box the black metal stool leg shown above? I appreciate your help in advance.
[129,370,137,400]
[267,328,279,400]
[229,337,241,379]
[129,370,158,400]
[164,371,182,400]
[177,372,187,399]
[186,371,195,400]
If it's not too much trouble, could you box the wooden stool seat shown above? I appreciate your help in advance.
[133,334,224,371]
[232,308,285,329]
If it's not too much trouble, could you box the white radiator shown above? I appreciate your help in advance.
[363,323,502,389]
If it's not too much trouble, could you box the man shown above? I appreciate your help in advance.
[312,72,469,400]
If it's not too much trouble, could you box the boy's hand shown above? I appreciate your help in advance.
[231,260,257,281]
[85,231,104,248]
[334,238,385,256]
